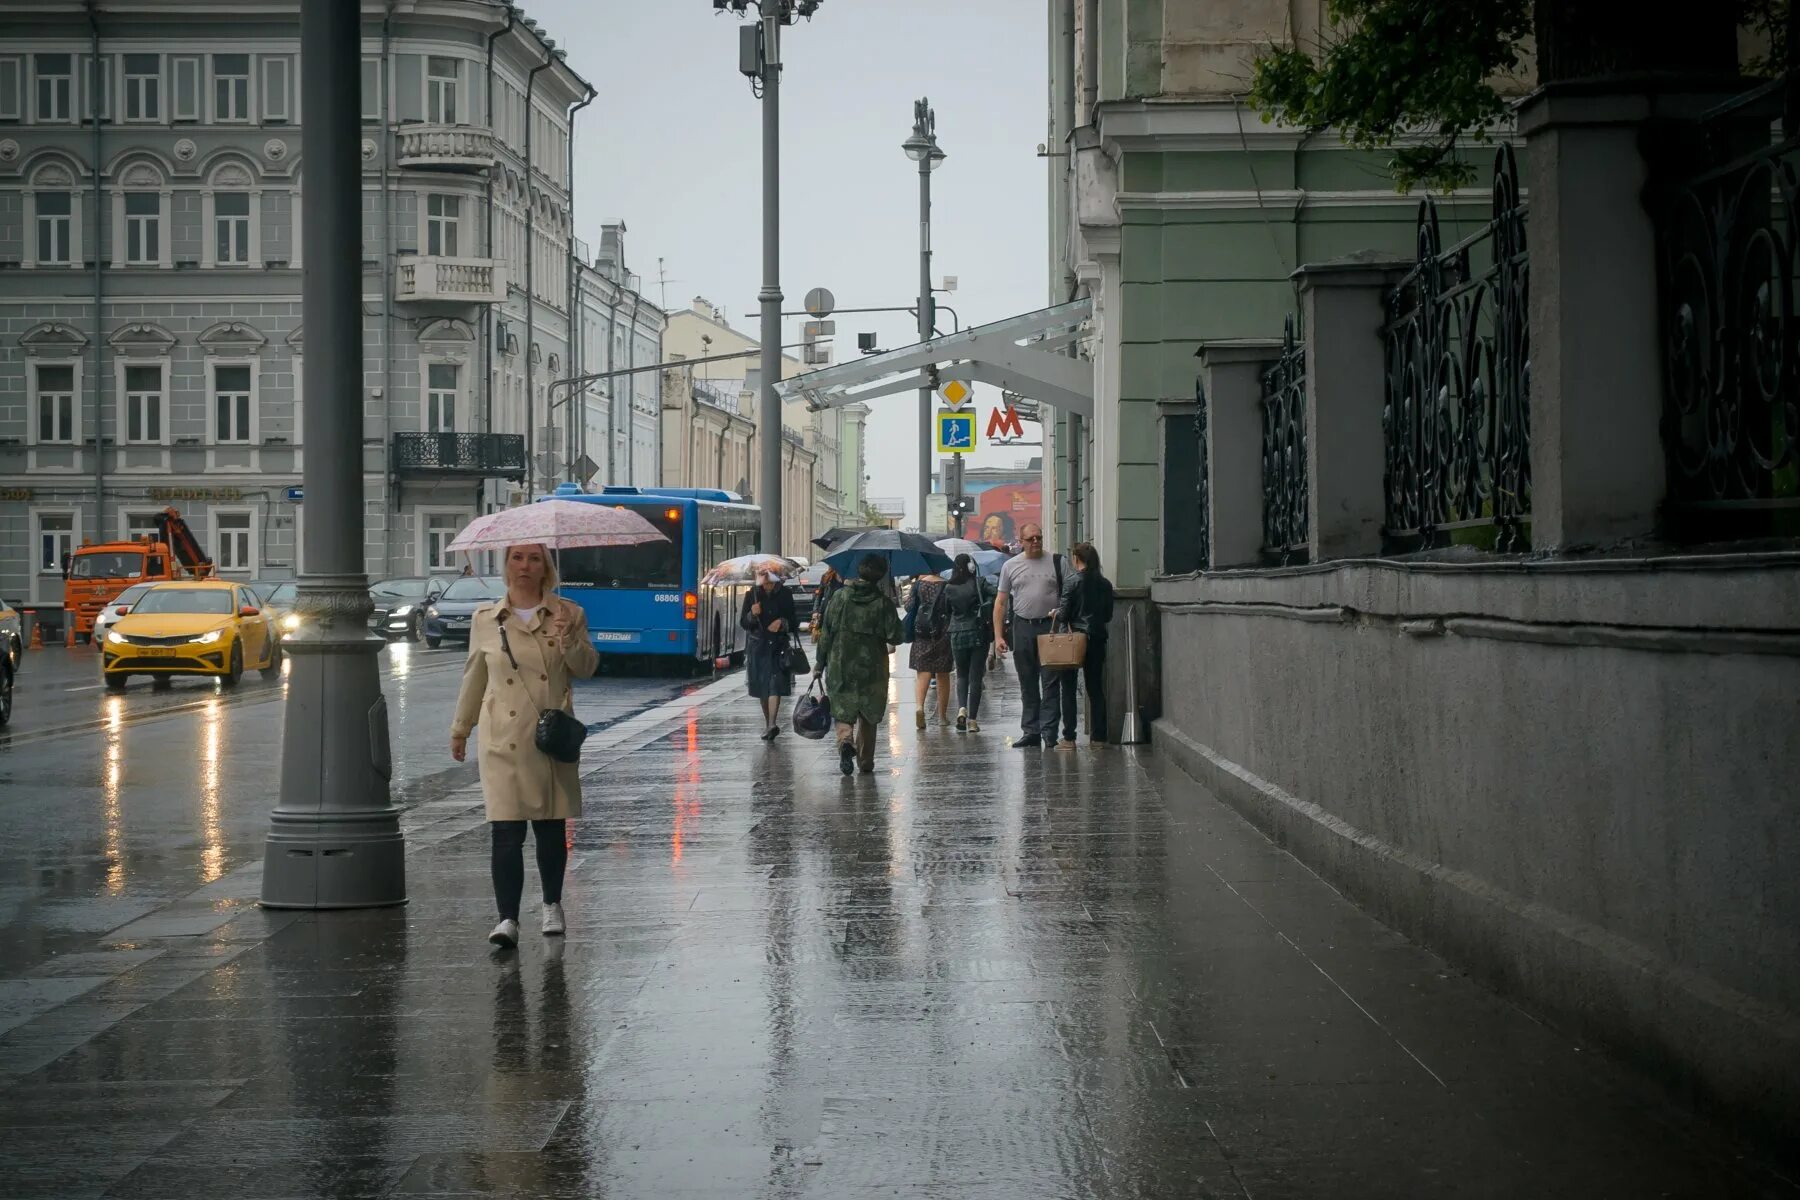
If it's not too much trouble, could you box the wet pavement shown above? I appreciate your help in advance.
[0,654,1794,1198]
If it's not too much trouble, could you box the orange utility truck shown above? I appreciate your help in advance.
[63,507,215,640]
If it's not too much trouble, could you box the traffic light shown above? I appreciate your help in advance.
[949,496,974,519]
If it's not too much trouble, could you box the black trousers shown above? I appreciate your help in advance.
[491,819,568,922]
[1009,616,1062,741]
[952,640,988,719]
[1059,638,1108,742]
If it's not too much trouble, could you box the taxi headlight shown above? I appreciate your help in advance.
[281,613,302,632]
[191,629,224,645]
[106,631,127,645]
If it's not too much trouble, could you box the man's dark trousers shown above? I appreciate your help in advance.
[1010,615,1061,742]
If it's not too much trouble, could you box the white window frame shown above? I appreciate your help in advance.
[359,57,381,123]
[424,359,462,433]
[209,53,251,123]
[27,359,81,447]
[204,189,259,268]
[32,510,80,603]
[426,55,460,125]
[122,53,161,123]
[33,53,74,123]
[24,185,80,269]
[171,55,200,122]
[424,193,461,257]
[115,186,171,269]
[209,359,258,445]
[0,57,21,121]
[290,349,305,469]
[288,185,302,269]
[211,507,256,575]
[121,510,162,542]
[260,55,289,123]
[117,359,171,447]
[418,508,468,575]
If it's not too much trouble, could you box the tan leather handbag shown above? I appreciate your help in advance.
[1036,622,1087,670]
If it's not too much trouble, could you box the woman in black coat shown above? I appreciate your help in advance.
[741,568,798,740]
[1056,542,1116,745]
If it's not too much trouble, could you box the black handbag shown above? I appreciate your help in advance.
[792,677,832,739]
[787,640,811,675]
[497,614,588,764]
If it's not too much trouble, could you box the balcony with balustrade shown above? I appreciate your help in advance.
[395,256,506,306]
[395,123,499,172]
[393,432,525,480]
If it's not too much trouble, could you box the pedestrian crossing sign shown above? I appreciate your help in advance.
[936,408,977,454]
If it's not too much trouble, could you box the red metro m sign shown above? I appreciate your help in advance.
[986,405,1025,441]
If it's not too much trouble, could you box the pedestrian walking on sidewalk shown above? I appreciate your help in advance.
[816,554,906,776]
[810,565,843,639]
[944,553,993,732]
[741,567,797,741]
[904,572,953,729]
[993,523,1065,749]
[449,543,599,949]
[1056,541,1115,747]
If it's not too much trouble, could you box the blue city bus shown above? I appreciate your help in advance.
[546,483,762,669]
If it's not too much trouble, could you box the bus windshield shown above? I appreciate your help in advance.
[561,509,682,589]
[70,552,146,580]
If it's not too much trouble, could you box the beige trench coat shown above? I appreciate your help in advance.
[451,599,600,821]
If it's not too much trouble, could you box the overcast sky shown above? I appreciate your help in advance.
[526,0,1050,524]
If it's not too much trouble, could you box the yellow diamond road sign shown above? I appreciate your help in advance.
[938,379,971,409]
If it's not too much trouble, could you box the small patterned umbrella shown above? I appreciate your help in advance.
[446,500,665,553]
[701,554,805,586]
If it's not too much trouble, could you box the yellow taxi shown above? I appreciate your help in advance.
[102,580,281,691]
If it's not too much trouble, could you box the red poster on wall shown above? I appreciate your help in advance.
[960,481,1042,548]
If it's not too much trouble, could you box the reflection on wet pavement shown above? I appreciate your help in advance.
[0,658,1793,1198]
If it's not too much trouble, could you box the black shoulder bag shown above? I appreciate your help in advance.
[496,611,587,764]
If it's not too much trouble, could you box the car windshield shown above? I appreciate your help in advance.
[265,583,297,605]
[69,552,145,580]
[131,588,234,616]
[561,510,683,590]
[112,584,155,607]
[441,576,501,602]
[372,578,432,601]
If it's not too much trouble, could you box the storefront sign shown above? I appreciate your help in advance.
[0,488,33,502]
[149,487,244,503]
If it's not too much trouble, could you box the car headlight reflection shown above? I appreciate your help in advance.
[281,613,302,632]
[391,605,416,618]
[190,629,225,645]
[107,631,127,645]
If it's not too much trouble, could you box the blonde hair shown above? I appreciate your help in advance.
[504,543,558,595]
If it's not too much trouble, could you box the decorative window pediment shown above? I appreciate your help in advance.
[108,322,178,358]
[197,320,267,355]
[20,321,89,358]
[29,160,79,189]
[285,325,304,350]
[119,161,164,188]
[206,160,256,190]
[418,318,473,364]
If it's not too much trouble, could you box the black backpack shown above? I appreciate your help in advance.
[916,581,950,639]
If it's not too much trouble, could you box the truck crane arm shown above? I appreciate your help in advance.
[154,507,216,578]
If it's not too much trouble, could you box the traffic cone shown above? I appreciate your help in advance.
[64,620,76,648]
[29,619,43,650]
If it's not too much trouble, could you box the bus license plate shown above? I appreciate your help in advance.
[594,632,634,643]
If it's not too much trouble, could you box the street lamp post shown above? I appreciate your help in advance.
[903,99,945,532]
[261,0,405,909]
[719,0,822,553]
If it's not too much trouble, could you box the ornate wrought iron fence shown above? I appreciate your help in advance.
[1260,316,1309,564]
[1381,145,1531,554]
[1657,77,1800,541]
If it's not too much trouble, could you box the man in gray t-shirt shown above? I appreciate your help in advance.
[994,523,1064,747]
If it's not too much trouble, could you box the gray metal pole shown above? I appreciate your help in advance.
[262,0,405,910]
[917,155,933,531]
[757,12,784,553]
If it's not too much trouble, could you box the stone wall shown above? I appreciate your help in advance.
[1150,557,1800,1140]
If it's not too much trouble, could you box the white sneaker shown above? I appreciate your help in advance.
[542,902,567,936]
[488,918,520,948]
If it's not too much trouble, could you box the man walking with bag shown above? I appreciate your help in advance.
[993,523,1064,749]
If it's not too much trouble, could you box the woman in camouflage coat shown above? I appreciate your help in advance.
[816,554,906,776]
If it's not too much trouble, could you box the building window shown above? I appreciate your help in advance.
[360,57,380,123]
[423,512,462,572]
[123,54,160,121]
[123,511,161,542]
[215,192,251,264]
[36,54,73,121]
[36,191,73,264]
[213,364,253,443]
[124,364,163,444]
[426,363,458,432]
[261,56,289,123]
[426,56,459,124]
[124,191,160,264]
[425,194,460,256]
[36,513,76,574]
[0,58,20,121]
[212,53,249,122]
[214,511,253,572]
[172,56,199,121]
[34,364,77,444]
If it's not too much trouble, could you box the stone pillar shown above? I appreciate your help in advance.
[1197,339,1282,568]
[1295,255,1410,562]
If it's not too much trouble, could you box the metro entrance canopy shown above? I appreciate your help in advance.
[775,298,1094,417]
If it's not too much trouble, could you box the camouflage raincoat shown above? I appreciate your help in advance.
[817,580,905,726]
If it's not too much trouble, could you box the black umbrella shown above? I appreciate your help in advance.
[811,525,881,552]
[822,530,954,578]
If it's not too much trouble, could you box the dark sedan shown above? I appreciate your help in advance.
[423,575,502,649]
[368,576,452,642]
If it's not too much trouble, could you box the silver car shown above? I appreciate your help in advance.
[93,582,158,644]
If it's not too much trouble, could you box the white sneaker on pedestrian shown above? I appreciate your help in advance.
[542,902,567,936]
[488,919,520,948]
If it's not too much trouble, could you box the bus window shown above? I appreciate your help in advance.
[729,530,757,558]
[561,509,682,589]
[704,529,727,569]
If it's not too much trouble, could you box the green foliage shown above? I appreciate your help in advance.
[1248,0,1532,193]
